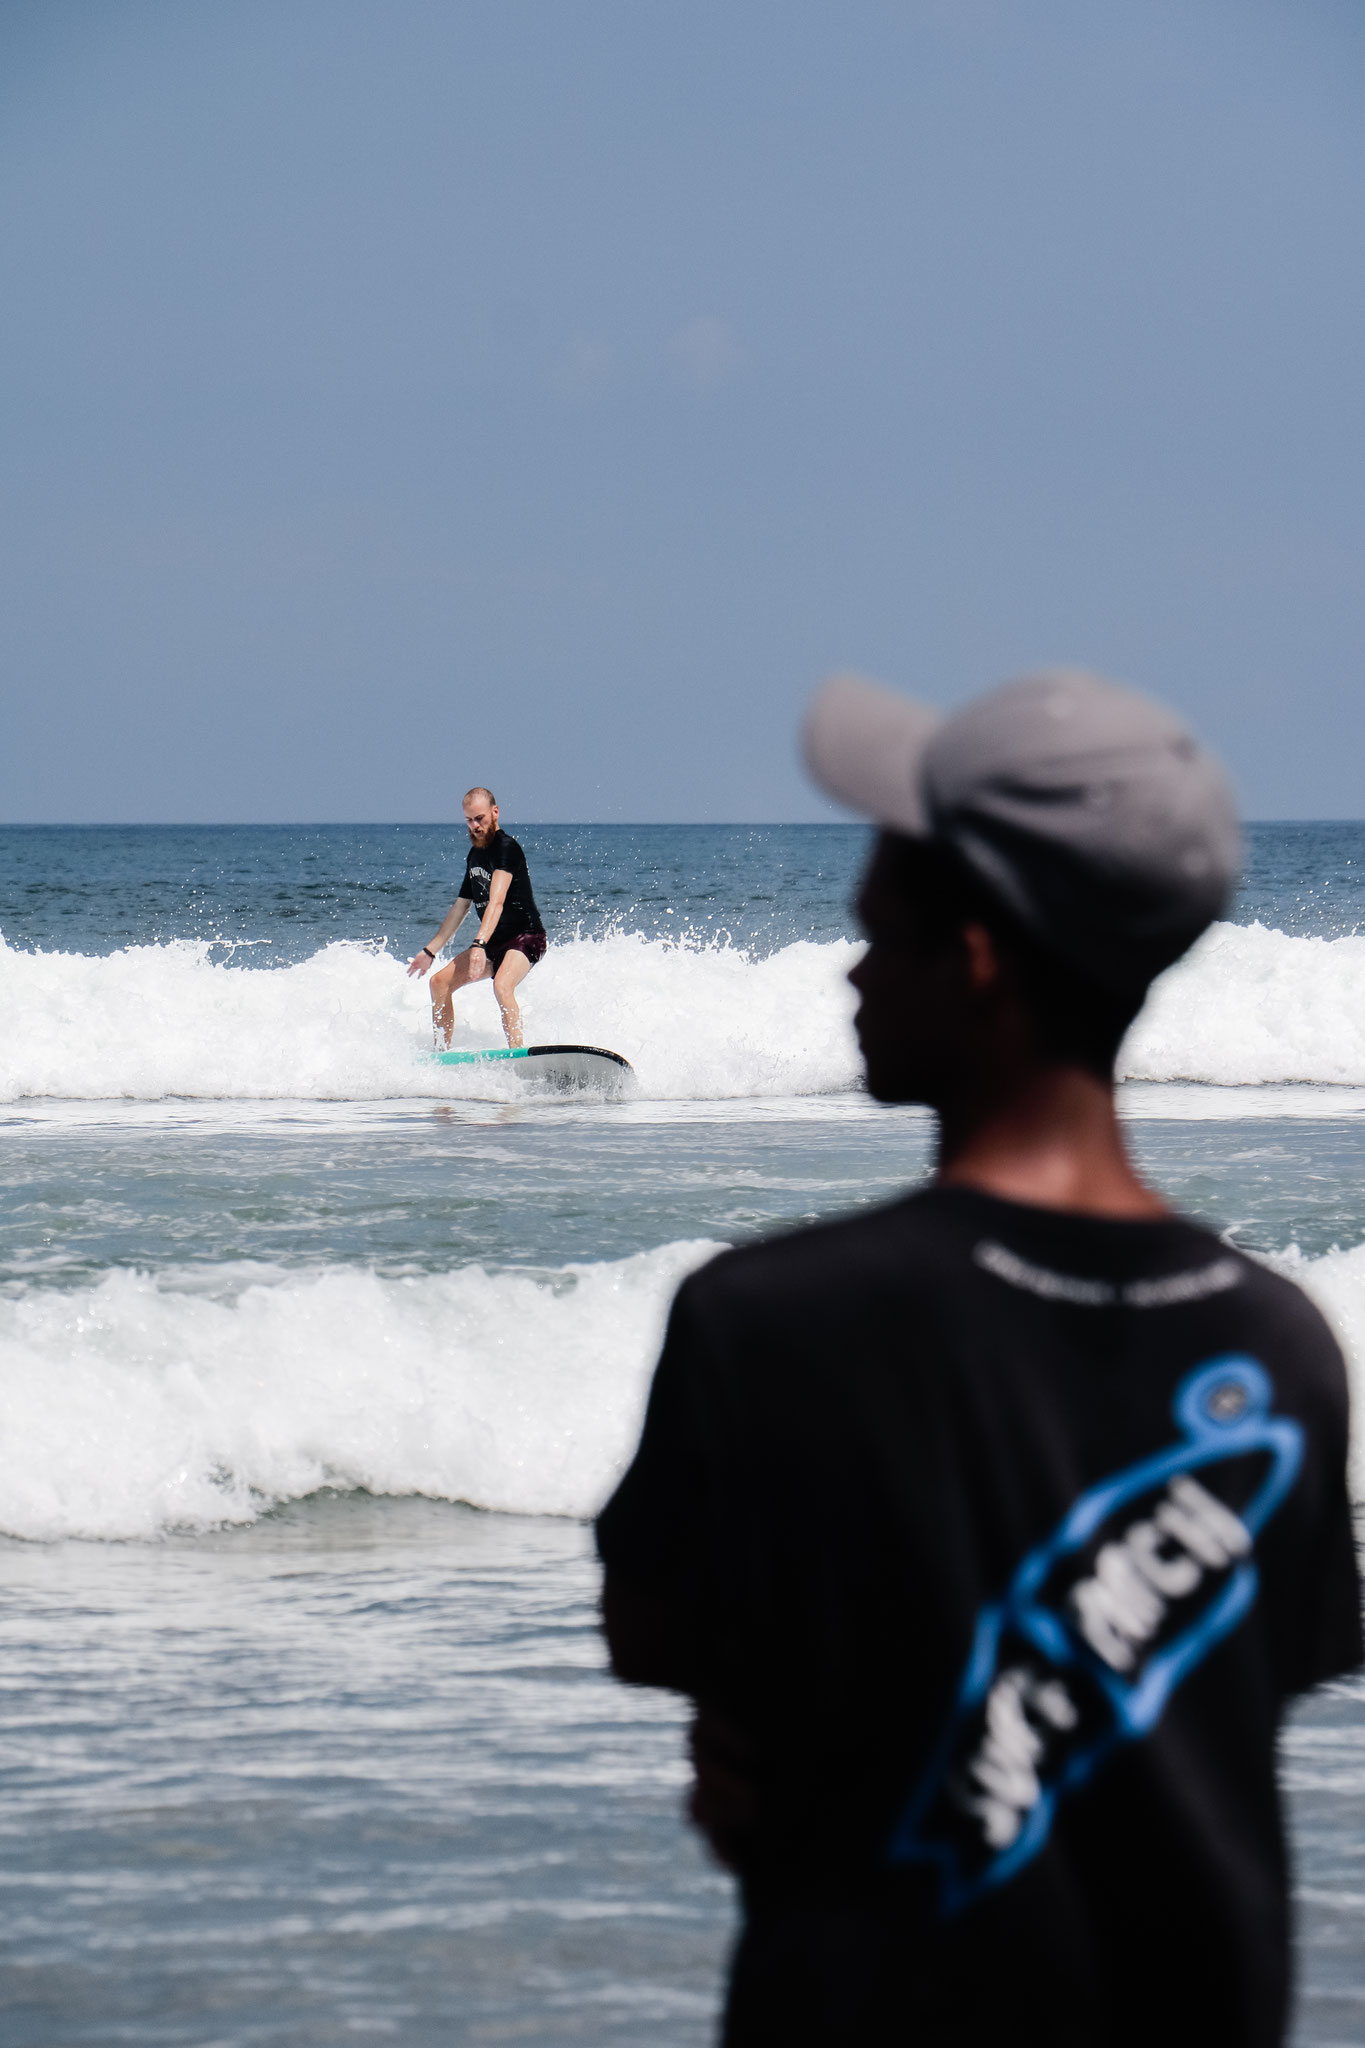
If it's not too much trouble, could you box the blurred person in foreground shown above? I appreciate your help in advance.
[596,670,1361,2048]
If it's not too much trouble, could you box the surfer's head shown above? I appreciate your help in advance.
[463,788,499,844]
[805,668,1240,1101]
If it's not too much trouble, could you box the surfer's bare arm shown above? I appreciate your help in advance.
[408,896,471,977]
[469,870,513,953]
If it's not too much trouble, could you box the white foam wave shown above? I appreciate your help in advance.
[7,917,1365,1105]
[4,1230,1365,1543]
[1124,922,1365,1086]
[0,932,862,1105]
[0,1241,722,1541]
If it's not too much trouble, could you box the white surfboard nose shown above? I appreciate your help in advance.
[433,1043,633,1096]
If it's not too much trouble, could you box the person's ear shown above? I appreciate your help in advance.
[961,921,1003,994]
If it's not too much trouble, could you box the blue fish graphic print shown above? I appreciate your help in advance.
[888,1356,1304,1914]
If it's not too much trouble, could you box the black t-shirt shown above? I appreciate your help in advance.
[596,1187,1362,2048]
[460,829,544,942]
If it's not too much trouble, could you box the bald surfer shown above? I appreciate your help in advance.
[407,788,547,1048]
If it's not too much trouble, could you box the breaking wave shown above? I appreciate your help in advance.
[0,1241,721,1541]
[2,1230,1364,1544]
[0,931,861,1104]
[5,917,1365,1103]
[1124,922,1365,1087]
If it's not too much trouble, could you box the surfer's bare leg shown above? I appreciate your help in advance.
[493,949,533,1049]
[430,947,492,1047]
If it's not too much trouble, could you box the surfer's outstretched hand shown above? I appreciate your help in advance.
[407,950,433,978]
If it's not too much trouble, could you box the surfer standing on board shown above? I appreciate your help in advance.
[407,788,547,1048]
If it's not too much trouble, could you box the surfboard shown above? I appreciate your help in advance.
[432,1043,633,1093]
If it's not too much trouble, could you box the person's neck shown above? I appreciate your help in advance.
[934,1063,1168,1220]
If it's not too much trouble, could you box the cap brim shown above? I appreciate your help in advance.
[801,673,941,835]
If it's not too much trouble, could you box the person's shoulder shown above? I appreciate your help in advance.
[495,830,524,860]
[1215,1236,1347,1370]
[1115,1219,1350,1423]
[675,1189,957,1325]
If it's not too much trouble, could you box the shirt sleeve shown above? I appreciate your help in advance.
[595,1282,713,1689]
[1286,1454,1363,1695]
[1266,1313,1363,1697]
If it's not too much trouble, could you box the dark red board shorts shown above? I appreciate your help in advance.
[484,931,547,971]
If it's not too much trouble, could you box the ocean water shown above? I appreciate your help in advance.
[2,820,1365,2045]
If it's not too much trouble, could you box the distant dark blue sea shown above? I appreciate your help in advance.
[3,818,1365,959]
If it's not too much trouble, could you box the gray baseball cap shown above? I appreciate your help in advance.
[802,668,1241,996]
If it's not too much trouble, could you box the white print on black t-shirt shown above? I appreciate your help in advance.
[957,1475,1249,1856]
[1069,1473,1250,1673]
[973,1239,1243,1309]
[953,1665,1080,1851]
[887,1356,1302,1915]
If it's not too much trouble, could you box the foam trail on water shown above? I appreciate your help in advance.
[0,1241,722,1541]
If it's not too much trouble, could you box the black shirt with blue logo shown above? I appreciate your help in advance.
[460,829,544,944]
[596,1186,1361,2048]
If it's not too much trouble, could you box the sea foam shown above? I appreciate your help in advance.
[1125,922,1365,1086]
[5,917,1365,1104]
[0,931,861,1104]
[0,1241,722,1541]
[3,1232,1364,1543]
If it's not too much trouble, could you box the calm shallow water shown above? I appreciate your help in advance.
[0,1501,724,2047]
[0,1488,1356,2048]
[8,1101,1365,1291]
[2,822,1364,2042]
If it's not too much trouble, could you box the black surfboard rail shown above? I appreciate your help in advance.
[525,1044,633,1070]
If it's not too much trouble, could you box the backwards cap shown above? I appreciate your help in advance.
[802,668,1240,996]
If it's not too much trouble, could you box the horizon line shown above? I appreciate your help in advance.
[3,817,1361,831]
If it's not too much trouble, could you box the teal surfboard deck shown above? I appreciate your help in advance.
[432,1043,633,1091]
[434,1046,530,1065]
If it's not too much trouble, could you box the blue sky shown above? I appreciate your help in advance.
[3,0,1364,821]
